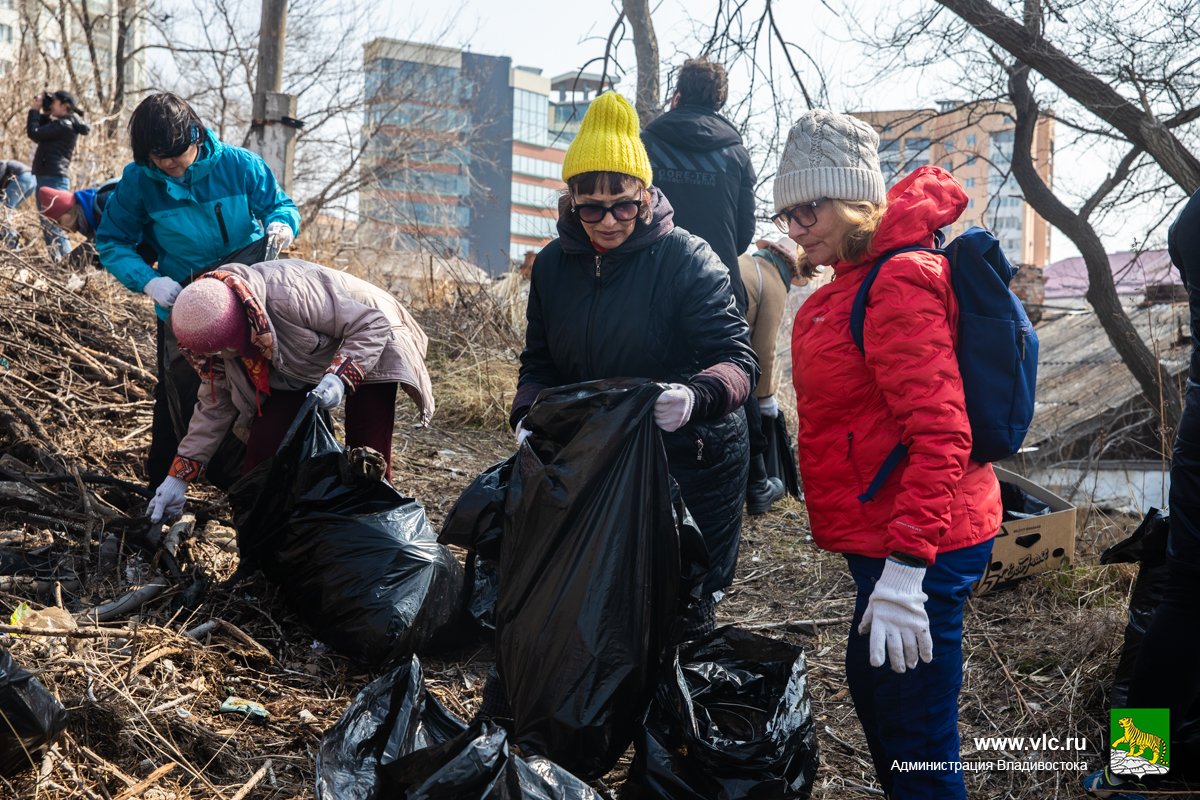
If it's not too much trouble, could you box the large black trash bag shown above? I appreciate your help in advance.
[497,379,708,780]
[440,457,513,561]
[316,655,601,800]
[762,413,802,499]
[629,626,819,799]
[1100,508,1170,707]
[0,646,68,777]
[228,398,464,668]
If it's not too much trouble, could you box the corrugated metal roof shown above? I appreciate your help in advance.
[1026,303,1191,446]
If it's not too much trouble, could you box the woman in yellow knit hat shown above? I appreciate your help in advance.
[511,91,758,634]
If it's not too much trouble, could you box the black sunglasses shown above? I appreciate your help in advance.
[574,199,643,224]
[772,198,825,233]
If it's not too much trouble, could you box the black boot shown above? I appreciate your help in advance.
[747,454,785,515]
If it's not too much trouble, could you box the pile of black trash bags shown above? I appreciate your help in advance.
[299,379,818,797]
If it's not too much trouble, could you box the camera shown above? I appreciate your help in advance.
[40,92,53,113]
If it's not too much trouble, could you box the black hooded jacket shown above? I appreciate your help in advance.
[1169,187,1200,381]
[26,110,91,178]
[642,105,756,309]
[514,187,757,429]
[514,187,758,594]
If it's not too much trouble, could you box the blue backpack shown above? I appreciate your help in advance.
[848,227,1038,500]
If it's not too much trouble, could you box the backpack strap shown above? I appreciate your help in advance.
[849,244,936,353]
[846,238,945,502]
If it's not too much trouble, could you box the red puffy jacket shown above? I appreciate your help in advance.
[791,166,1001,564]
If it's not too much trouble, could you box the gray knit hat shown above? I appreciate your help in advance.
[773,109,885,213]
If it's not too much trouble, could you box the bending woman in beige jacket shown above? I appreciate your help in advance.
[147,260,435,522]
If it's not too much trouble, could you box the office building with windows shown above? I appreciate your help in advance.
[362,38,575,274]
[2,0,146,91]
[853,101,1054,268]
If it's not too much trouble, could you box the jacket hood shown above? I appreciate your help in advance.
[643,105,743,151]
[855,166,968,266]
[139,128,224,190]
[557,185,675,255]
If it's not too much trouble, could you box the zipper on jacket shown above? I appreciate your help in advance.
[214,201,230,245]
[696,436,704,463]
[584,252,602,376]
[847,432,867,488]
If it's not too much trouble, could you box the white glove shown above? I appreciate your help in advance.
[266,221,294,252]
[758,395,779,418]
[309,373,345,410]
[858,558,932,673]
[147,476,188,523]
[654,384,694,432]
[515,418,531,447]
[144,276,183,308]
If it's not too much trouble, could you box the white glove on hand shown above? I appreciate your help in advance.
[147,476,188,523]
[515,418,531,447]
[309,373,345,410]
[858,558,932,673]
[758,395,779,418]
[654,384,694,433]
[266,221,294,252]
[143,276,183,308]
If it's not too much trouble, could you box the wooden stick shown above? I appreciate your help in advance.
[0,622,140,639]
[228,759,272,800]
[112,762,176,800]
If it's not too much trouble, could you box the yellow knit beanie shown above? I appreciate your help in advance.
[561,91,653,187]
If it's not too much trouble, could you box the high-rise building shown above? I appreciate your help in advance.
[853,101,1054,269]
[362,37,581,274]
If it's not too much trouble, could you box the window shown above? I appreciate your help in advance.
[513,88,549,146]
[964,177,976,188]
[511,181,560,208]
[0,23,10,43]
[942,159,953,171]
[968,198,975,209]
[943,140,955,152]
[511,211,557,240]
[966,133,977,147]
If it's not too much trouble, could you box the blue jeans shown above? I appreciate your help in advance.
[2,173,35,247]
[35,174,70,260]
[845,538,994,800]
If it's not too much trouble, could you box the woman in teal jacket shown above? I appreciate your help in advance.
[96,92,301,492]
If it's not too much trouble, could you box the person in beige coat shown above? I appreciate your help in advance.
[147,260,435,521]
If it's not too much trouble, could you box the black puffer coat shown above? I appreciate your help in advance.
[515,188,757,595]
[26,110,90,178]
[642,105,756,310]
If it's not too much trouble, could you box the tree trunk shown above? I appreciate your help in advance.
[621,0,661,125]
[1006,62,1182,438]
[935,0,1200,192]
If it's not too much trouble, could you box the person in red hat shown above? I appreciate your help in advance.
[36,182,155,268]
[146,260,435,522]
[27,90,89,261]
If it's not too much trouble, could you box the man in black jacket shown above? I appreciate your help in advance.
[643,60,783,515]
[27,90,90,261]
[642,59,756,311]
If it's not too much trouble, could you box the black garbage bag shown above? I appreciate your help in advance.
[628,626,818,799]
[228,398,464,668]
[0,646,68,777]
[497,379,708,780]
[762,413,802,499]
[440,457,513,561]
[316,655,601,800]
[1100,508,1170,707]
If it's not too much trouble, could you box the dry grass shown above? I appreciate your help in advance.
[0,248,1190,799]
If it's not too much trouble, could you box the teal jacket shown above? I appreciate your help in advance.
[96,129,300,313]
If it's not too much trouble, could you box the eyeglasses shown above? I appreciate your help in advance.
[772,198,825,233]
[573,199,643,224]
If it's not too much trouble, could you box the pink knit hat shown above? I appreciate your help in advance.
[171,278,250,354]
[37,187,75,222]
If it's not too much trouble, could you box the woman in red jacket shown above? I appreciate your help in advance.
[780,110,1001,799]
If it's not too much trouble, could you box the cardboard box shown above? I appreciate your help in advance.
[971,466,1077,595]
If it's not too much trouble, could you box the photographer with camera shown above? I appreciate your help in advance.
[27,90,90,261]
